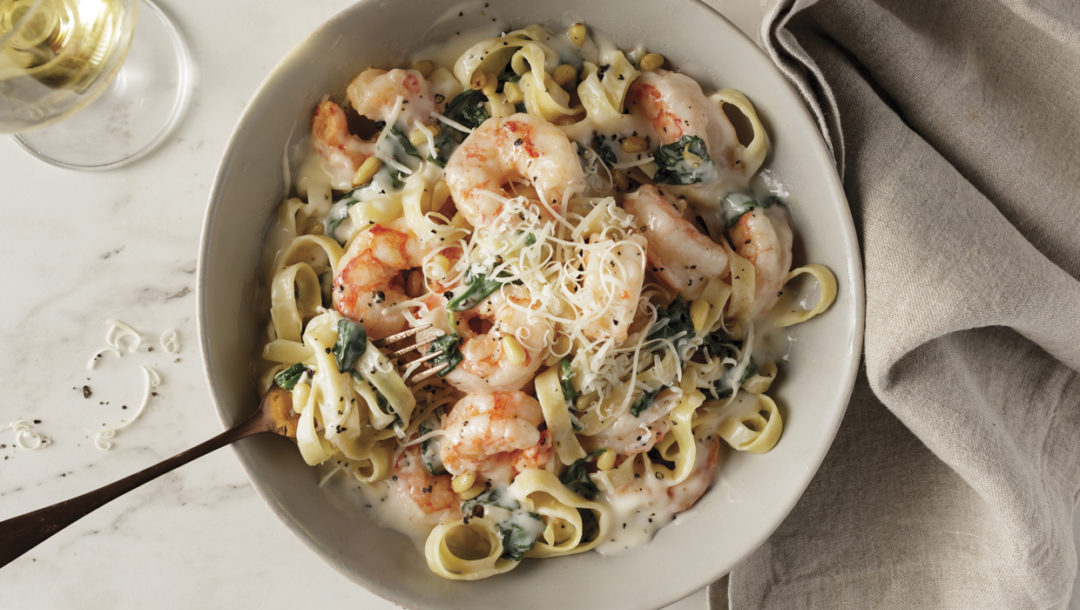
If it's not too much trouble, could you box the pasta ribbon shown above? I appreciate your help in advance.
[509,469,611,557]
[273,234,343,277]
[269,263,322,342]
[772,264,838,328]
[425,517,519,580]
[717,391,783,453]
[695,277,734,336]
[261,339,315,366]
[710,89,769,177]
[511,44,582,122]
[401,165,467,249]
[724,249,756,338]
[741,360,777,394]
[575,51,639,129]
[453,25,553,89]
[535,365,587,465]
[649,386,705,485]
[352,337,416,432]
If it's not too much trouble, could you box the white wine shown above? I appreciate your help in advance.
[0,0,135,133]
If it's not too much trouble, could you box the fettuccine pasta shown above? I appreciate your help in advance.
[257,22,837,580]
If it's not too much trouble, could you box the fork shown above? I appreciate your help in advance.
[0,324,446,569]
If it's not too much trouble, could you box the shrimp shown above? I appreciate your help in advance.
[667,437,721,513]
[577,235,647,345]
[312,99,373,189]
[730,203,793,319]
[346,68,441,131]
[422,284,553,394]
[439,391,552,483]
[626,70,711,146]
[623,184,730,300]
[584,388,673,456]
[626,70,740,171]
[332,219,424,341]
[444,113,585,228]
[389,445,461,517]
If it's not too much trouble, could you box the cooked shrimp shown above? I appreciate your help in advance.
[729,203,793,319]
[312,99,373,189]
[347,68,441,131]
[389,445,461,517]
[439,391,552,483]
[584,388,672,456]
[333,219,424,341]
[626,70,740,171]
[577,235,647,345]
[667,438,721,513]
[422,284,553,394]
[623,185,729,300]
[444,113,585,227]
[626,70,711,146]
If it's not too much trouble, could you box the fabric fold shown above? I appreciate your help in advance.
[715,0,1080,607]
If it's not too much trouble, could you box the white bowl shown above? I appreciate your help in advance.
[198,1,863,607]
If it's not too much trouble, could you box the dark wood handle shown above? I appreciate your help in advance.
[0,410,267,569]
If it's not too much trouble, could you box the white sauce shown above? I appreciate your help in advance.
[594,474,676,554]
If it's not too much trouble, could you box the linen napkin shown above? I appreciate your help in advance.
[711,0,1080,607]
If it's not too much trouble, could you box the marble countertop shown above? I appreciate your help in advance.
[0,1,760,608]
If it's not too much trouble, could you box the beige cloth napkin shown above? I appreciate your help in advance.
[711,0,1080,607]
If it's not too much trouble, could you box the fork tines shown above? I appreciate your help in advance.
[372,323,448,383]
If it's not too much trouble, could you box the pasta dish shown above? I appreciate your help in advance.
[257,23,836,580]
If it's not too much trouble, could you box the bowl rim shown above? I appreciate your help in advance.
[196,0,865,605]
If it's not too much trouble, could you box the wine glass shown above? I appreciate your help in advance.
[0,0,192,169]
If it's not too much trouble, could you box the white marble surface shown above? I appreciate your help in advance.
[3,1,1075,609]
[0,1,758,609]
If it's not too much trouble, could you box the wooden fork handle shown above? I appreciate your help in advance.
[0,411,267,569]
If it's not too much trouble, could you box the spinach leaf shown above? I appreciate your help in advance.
[514,101,527,113]
[701,331,739,360]
[652,135,716,185]
[499,513,543,561]
[559,358,577,407]
[711,360,759,400]
[559,449,606,500]
[590,132,618,168]
[446,89,491,128]
[273,363,310,391]
[333,319,367,371]
[428,333,464,377]
[430,90,491,166]
[630,385,667,417]
[447,271,507,312]
[324,187,363,237]
[389,123,422,160]
[647,296,696,355]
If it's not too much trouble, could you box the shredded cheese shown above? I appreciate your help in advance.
[7,419,48,450]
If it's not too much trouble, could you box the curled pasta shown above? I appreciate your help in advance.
[425,517,519,580]
[772,264,838,328]
[717,392,783,454]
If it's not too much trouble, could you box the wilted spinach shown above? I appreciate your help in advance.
[652,135,716,185]
[333,319,367,371]
[273,363,311,390]
[428,333,464,377]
